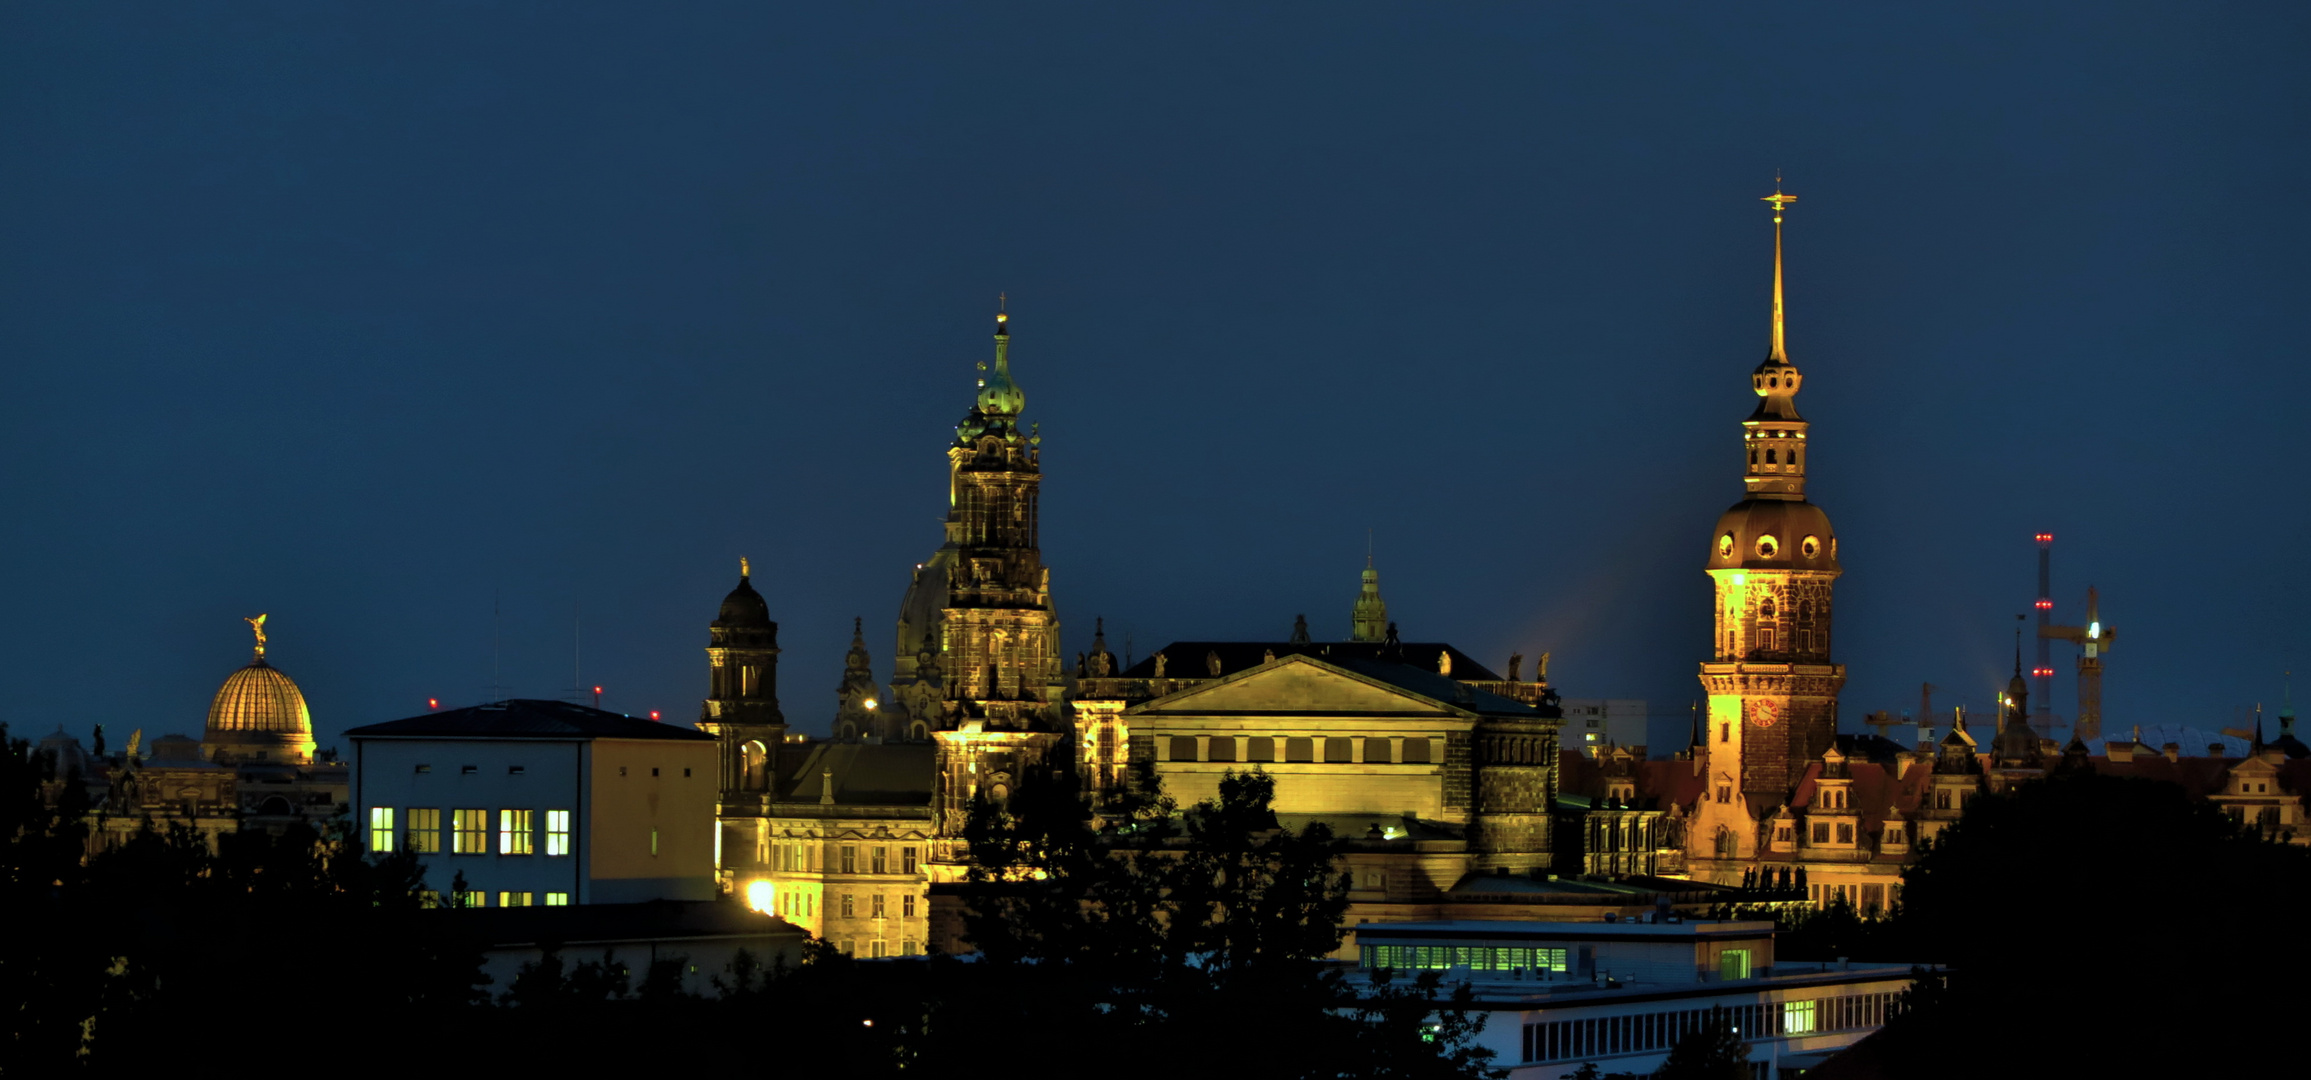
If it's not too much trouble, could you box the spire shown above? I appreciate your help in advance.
[976,299,1025,416]
[1290,614,1311,645]
[1350,556,1388,643]
[1764,180,1796,362]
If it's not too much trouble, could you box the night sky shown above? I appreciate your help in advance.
[3,3,2305,753]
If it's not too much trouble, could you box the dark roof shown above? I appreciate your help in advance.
[1119,640,1504,682]
[441,899,802,948]
[346,699,716,742]
[781,742,936,806]
[1319,655,1541,716]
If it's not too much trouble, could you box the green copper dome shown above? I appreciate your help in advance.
[976,313,1025,416]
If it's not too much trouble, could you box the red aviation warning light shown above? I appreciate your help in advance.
[428,698,439,709]
[2034,533,2053,543]
[2036,599,2054,610]
[649,710,661,721]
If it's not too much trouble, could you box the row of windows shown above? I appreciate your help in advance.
[773,843,920,875]
[1361,945,1570,974]
[420,890,570,908]
[369,807,570,856]
[1167,736,1436,765]
[409,763,693,778]
[838,939,924,958]
[776,889,921,920]
[1520,992,1900,1063]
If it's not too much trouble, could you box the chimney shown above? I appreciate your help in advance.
[2162,743,2181,763]
[2107,740,2135,764]
[2208,743,2226,758]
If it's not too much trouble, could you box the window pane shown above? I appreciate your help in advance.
[453,809,487,854]
[500,809,534,855]
[368,807,395,853]
[545,809,571,856]
[408,808,441,854]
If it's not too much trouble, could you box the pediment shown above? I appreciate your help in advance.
[1127,656,1461,718]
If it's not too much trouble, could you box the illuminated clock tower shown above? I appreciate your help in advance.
[1691,185,1847,870]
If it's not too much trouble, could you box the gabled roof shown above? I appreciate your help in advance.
[1124,652,1542,720]
[1790,758,1930,830]
[346,699,715,742]
[1118,640,1503,682]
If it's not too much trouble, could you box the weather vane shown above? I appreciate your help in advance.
[245,613,269,659]
[1762,174,1797,222]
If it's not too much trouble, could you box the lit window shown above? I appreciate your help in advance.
[903,940,920,956]
[902,846,918,874]
[452,809,488,854]
[497,891,533,907]
[1784,1000,1816,1034]
[459,891,485,908]
[500,809,534,855]
[545,810,571,856]
[419,890,441,907]
[368,807,396,853]
[1718,949,1751,980]
[407,808,441,853]
[650,828,659,856]
[544,893,569,906]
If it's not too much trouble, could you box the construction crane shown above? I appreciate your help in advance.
[2039,586,2115,743]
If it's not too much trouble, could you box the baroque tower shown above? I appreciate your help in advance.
[699,558,787,802]
[890,307,1066,872]
[1692,185,1847,870]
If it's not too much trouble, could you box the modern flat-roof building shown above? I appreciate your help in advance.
[348,699,718,907]
[1352,919,1916,1078]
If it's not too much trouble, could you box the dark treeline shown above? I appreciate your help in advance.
[0,727,1501,1077]
[1775,771,2311,1078]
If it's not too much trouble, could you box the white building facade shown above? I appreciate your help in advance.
[1354,919,1914,1078]
[349,699,719,906]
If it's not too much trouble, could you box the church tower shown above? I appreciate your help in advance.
[835,617,901,741]
[1350,558,1388,643]
[699,559,787,800]
[888,306,1068,884]
[1692,185,1847,870]
[889,306,1066,733]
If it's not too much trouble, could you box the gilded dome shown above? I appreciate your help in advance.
[207,658,313,737]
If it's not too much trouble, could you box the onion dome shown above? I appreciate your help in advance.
[976,311,1025,417]
[716,558,772,628]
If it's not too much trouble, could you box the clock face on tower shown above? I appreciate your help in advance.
[1749,700,1781,728]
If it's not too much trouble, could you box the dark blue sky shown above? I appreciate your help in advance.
[3,2,2305,752]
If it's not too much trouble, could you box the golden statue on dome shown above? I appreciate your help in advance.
[245,613,268,659]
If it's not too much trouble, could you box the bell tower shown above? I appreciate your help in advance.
[1691,185,1848,874]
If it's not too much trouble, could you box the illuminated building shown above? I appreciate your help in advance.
[348,698,719,906]
[887,308,1067,887]
[1353,919,1917,1078]
[697,565,936,954]
[73,617,347,850]
[1684,185,1852,885]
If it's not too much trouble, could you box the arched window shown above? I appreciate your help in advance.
[1766,449,1778,464]
[742,741,768,791]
